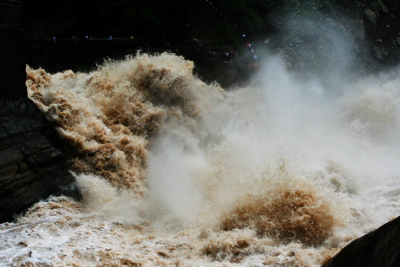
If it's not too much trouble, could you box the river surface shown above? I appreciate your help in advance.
[1,52,400,266]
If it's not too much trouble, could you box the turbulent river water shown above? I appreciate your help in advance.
[1,52,400,266]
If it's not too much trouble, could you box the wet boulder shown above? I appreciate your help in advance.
[322,216,400,267]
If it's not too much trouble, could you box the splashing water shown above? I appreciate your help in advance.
[2,51,400,266]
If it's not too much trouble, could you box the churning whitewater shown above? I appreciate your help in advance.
[2,52,400,266]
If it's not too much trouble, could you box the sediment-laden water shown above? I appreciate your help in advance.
[1,52,400,266]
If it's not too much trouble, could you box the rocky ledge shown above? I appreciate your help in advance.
[0,98,80,223]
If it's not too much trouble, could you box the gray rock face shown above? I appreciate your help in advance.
[0,98,80,223]
[322,216,400,267]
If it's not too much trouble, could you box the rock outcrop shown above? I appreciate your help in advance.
[0,98,80,223]
[322,216,400,267]
[363,0,400,66]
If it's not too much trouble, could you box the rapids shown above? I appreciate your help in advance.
[1,52,400,266]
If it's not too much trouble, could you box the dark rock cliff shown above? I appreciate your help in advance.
[0,98,80,223]
[0,24,79,223]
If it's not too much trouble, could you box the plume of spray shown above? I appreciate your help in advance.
[146,133,207,221]
[24,5,400,254]
[269,1,363,95]
[145,7,400,247]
